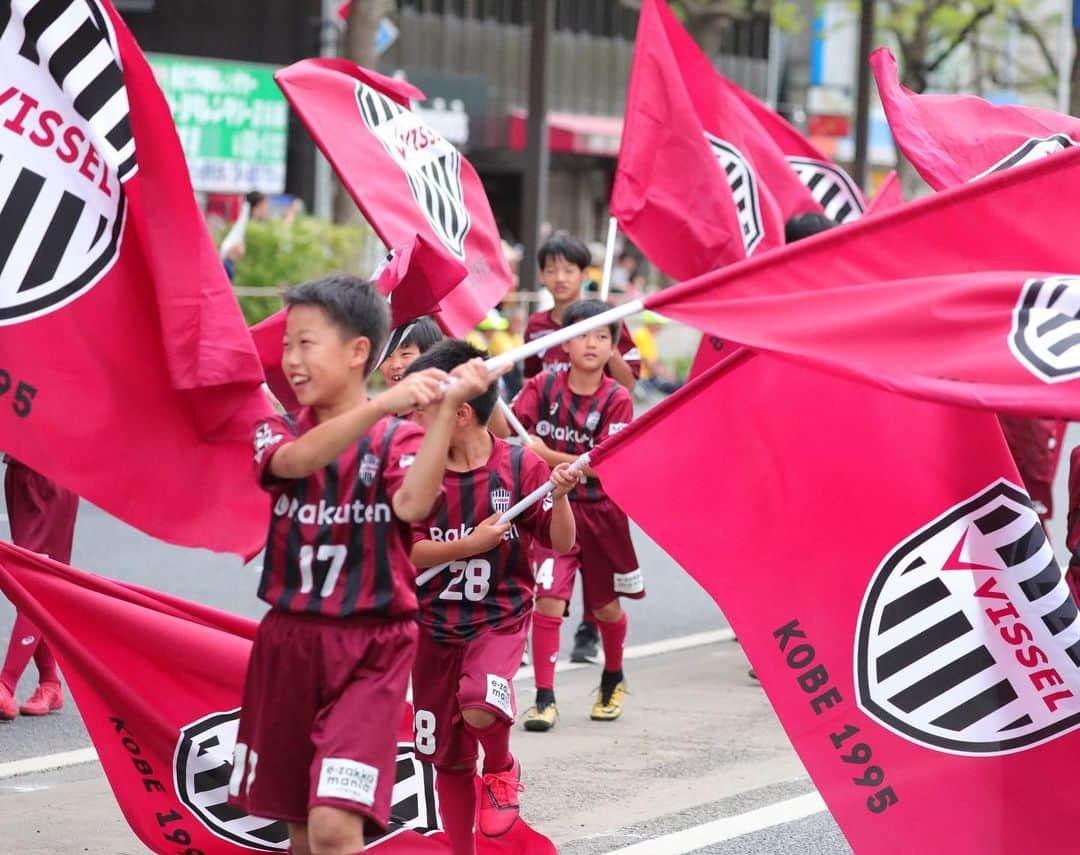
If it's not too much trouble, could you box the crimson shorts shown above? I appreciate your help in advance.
[530,497,643,612]
[410,617,528,770]
[229,609,417,830]
[4,459,77,562]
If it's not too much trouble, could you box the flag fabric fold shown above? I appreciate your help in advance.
[871,47,1080,190]
[590,352,1080,854]
[0,0,272,557]
[274,58,512,335]
[0,543,556,854]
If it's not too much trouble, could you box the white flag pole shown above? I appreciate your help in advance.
[598,216,618,303]
[483,299,644,375]
[497,398,531,442]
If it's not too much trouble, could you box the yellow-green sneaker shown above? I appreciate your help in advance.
[590,681,625,721]
[522,701,558,732]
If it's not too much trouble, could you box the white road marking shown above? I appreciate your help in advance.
[602,791,828,854]
[0,748,97,781]
[0,628,737,782]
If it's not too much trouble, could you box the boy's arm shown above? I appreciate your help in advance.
[394,359,501,522]
[410,513,512,568]
[606,349,637,390]
[268,370,448,480]
[527,438,598,478]
[547,492,576,554]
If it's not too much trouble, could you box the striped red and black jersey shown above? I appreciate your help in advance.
[512,369,633,503]
[523,309,640,380]
[253,408,425,618]
[411,438,554,642]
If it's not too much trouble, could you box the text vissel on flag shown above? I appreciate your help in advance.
[274,59,512,336]
[590,352,1080,854]
[0,543,557,855]
[871,47,1080,190]
[642,145,1080,419]
[612,0,788,282]
[0,0,272,557]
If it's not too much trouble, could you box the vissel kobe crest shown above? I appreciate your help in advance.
[856,480,1080,755]
[0,0,136,325]
[972,134,1075,181]
[786,157,864,224]
[704,132,764,255]
[1009,276,1080,383]
[175,709,441,850]
[355,81,470,260]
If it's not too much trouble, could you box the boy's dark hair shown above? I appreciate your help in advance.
[561,299,620,343]
[404,339,498,425]
[784,212,837,244]
[537,232,590,271]
[382,315,444,362]
[284,273,389,376]
[246,191,267,208]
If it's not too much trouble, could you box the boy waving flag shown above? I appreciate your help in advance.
[0,0,272,556]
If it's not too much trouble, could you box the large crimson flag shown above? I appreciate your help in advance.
[864,171,903,215]
[0,1,272,556]
[612,0,789,281]
[723,77,865,223]
[872,47,1080,190]
[0,543,556,854]
[591,353,1080,854]
[275,59,512,336]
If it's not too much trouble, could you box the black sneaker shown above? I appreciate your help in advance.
[570,621,600,663]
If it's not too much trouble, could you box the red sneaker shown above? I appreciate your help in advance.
[478,758,524,837]
[19,682,63,716]
[0,683,15,721]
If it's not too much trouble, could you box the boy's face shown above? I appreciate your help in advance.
[562,326,614,372]
[409,400,479,442]
[539,254,587,305]
[282,304,369,407]
[379,342,422,386]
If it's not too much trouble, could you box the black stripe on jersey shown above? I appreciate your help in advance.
[581,392,602,501]
[504,445,527,617]
[427,491,452,639]
[371,419,401,613]
[586,382,621,501]
[458,469,478,632]
[305,459,340,614]
[341,435,373,616]
[483,466,506,631]
[276,477,307,611]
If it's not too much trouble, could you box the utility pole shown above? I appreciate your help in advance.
[519,0,553,294]
[852,0,875,191]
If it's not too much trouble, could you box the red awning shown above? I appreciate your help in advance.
[508,109,623,157]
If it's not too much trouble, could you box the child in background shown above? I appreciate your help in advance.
[513,300,644,731]
[229,273,499,855]
[378,316,444,387]
[405,340,579,852]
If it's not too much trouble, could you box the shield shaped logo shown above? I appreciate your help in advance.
[355,81,470,260]
[704,132,765,255]
[856,479,1080,755]
[359,453,380,487]
[786,157,864,224]
[491,488,511,515]
[1008,276,1080,383]
[0,0,135,325]
[972,134,1075,180]
[175,710,440,850]
[585,411,601,432]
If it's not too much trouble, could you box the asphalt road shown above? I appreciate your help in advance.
[0,422,1077,854]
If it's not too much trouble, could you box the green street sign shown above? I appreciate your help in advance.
[148,53,288,194]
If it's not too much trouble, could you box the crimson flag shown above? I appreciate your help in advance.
[275,59,512,336]
[0,1,272,557]
[250,233,465,409]
[590,352,1080,854]
[723,77,865,223]
[612,0,787,281]
[865,171,903,215]
[0,543,556,854]
[871,48,1080,190]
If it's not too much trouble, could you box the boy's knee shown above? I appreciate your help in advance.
[307,806,365,855]
[287,823,312,855]
[593,600,623,622]
[535,597,565,618]
[461,707,497,729]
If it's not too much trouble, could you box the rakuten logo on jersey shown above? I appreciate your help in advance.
[535,420,592,445]
[427,523,519,542]
[273,496,391,526]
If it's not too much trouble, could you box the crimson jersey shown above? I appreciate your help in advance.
[512,370,632,502]
[523,309,640,380]
[253,409,424,618]
[411,438,554,642]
